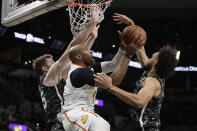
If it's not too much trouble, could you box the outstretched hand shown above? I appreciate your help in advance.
[93,73,112,89]
[113,13,134,25]
[91,5,104,25]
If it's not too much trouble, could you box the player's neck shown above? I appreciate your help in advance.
[148,67,156,74]
[72,62,87,68]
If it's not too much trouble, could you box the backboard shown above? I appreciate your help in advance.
[1,0,74,27]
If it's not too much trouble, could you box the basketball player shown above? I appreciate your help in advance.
[32,10,103,130]
[58,28,145,131]
[94,13,179,131]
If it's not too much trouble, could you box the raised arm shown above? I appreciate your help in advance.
[43,9,103,86]
[136,46,149,67]
[108,30,146,86]
[83,24,101,50]
[113,13,149,67]
[100,48,126,73]
[94,73,161,109]
[110,55,130,86]
[60,14,103,80]
[113,13,135,25]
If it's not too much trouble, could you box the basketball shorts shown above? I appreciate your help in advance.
[61,107,110,131]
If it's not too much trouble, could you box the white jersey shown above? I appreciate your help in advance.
[62,63,101,112]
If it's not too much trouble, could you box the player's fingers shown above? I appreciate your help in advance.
[117,30,122,40]
[113,18,121,21]
[142,40,146,45]
[116,22,122,25]
[103,73,111,80]
[96,25,100,30]
[113,13,122,16]
[113,16,121,20]
[113,19,121,21]
[97,73,108,81]
[99,72,107,78]
[94,73,102,77]
[94,78,103,84]
[117,30,121,35]
[97,18,104,23]
[93,74,98,76]
[112,15,121,18]
[139,40,146,47]
[94,74,105,82]
[131,35,138,43]
[136,37,144,45]
[121,40,127,47]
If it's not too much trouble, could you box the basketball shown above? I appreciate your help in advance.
[122,25,147,45]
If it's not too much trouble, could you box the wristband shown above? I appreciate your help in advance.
[125,54,132,59]
[106,84,113,91]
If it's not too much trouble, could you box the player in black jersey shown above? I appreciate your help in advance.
[94,13,179,131]
[33,11,103,131]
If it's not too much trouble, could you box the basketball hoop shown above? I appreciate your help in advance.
[67,0,112,37]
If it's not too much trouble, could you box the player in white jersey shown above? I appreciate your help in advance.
[59,45,126,131]
[58,28,145,130]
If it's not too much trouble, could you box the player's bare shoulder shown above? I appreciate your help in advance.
[143,77,162,97]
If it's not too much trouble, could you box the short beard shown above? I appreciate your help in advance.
[84,58,95,67]
[142,62,153,72]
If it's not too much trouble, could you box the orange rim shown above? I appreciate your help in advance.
[68,0,112,7]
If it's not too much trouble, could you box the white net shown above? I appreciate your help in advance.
[67,0,112,38]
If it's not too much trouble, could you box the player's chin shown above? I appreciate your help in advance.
[91,59,96,65]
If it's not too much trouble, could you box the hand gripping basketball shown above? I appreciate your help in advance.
[122,25,147,45]
[118,25,147,55]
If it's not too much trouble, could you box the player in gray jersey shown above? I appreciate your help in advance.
[33,10,103,131]
[94,13,179,131]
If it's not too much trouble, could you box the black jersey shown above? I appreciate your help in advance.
[39,74,66,124]
[130,72,165,130]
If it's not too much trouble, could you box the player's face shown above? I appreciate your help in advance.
[152,52,159,62]
[81,47,95,67]
[150,52,159,69]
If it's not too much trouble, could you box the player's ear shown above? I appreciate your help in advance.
[76,54,83,60]
[153,59,158,66]
[42,66,48,72]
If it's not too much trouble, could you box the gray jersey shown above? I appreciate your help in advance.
[39,74,66,124]
[130,72,165,130]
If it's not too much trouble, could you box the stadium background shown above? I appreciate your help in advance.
[0,0,197,130]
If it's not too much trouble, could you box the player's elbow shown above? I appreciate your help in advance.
[135,103,144,109]
[134,100,147,109]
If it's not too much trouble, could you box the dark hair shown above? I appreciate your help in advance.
[155,45,178,78]
[33,54,53,75]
